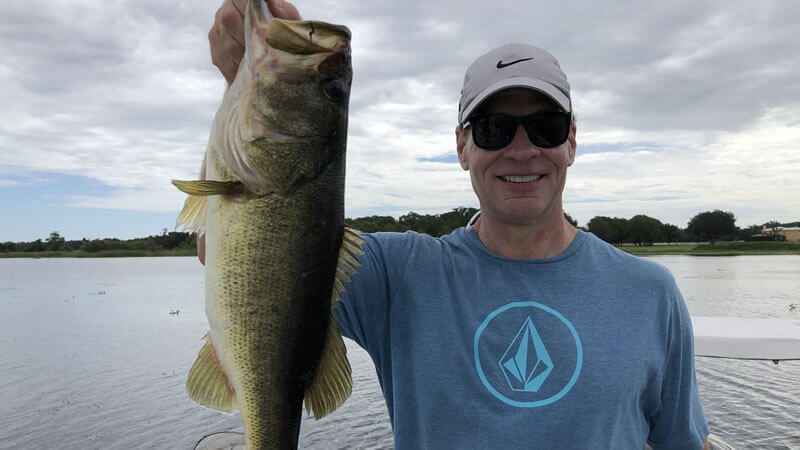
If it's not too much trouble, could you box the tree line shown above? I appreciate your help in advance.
[2,209,797,253]
[345,208,797,245]
[0,229,197,253]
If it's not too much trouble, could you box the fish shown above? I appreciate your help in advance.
[171,1,361,448]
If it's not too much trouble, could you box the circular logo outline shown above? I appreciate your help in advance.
[473,301,583,407]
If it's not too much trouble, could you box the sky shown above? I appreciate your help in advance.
[2,0,800,242]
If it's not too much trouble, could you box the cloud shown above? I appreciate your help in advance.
[1,0,799,241]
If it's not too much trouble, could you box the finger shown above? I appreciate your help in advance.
[220,0,245,48]
[209,24,243,84]
[268,0,301,20]
[222,36,245,67]
[198,234,206,265]
[232,0,246,15]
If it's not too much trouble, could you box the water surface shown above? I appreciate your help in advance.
[0,255,798,448]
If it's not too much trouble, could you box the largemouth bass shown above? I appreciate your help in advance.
[172,1,361,448]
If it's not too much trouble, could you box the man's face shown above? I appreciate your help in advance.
[456,88,576,227]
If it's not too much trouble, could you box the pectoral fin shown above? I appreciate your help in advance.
[175,194,207,235]
[330,227,366,307]
[171,179,245,196]
[304,227,366,419]
[186,333,236,413]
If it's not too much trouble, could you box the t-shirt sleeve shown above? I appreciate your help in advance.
[647,281,710,449]
[333,232,411,368]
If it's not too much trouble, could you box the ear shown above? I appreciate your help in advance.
[456,125,470,170]
[566,122,577,167]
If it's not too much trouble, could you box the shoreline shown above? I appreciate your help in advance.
[619,242,800,256]
[0,249,196,258]
[2,242,799,258]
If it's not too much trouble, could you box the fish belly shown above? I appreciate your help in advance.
[206,183,343,449]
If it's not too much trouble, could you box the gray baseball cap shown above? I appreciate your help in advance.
[458,43,571,125]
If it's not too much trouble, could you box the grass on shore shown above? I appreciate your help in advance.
[0,248,197,258]
[620,241,800,256]
[3,241,799,258]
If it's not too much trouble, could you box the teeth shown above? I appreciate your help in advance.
[501,175,542,183]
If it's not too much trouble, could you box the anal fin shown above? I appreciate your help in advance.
[304,315,352,419]
[186,333,236,413]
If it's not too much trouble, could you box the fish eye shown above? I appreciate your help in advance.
[322,78,346,102]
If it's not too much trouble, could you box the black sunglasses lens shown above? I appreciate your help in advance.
[472,115,516,150]
[471,112,570,150]
[525,113,570,148]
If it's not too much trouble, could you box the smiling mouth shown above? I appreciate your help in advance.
[500,175,543,183]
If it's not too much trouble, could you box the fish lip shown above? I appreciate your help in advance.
[262,130,326,140]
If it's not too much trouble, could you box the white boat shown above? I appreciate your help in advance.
[692,316,800,362]
[683,316,800,449]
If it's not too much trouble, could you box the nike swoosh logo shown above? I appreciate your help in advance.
[496,57,533,69]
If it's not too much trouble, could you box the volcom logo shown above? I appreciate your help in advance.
[474,302,582,408]
[500,317,553,392]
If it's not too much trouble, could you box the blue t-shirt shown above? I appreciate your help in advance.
[333,228,709,449]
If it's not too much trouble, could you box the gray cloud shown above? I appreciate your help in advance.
[1,0,799,238]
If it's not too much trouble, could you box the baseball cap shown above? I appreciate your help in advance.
[458,43,571,125]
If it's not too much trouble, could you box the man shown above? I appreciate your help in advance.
[206,1,710,448]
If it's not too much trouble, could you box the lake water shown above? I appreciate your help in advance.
[0,255,798,449]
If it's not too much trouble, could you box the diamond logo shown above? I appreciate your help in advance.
[499,316,553,392]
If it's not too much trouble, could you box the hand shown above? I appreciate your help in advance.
[208,0,301,84]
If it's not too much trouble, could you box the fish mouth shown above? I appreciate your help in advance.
[266,20,351,54]
[500,175,543,183]
[263,130,326,141]
[246,1,351,65]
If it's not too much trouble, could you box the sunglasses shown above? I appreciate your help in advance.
[463,111,571,150]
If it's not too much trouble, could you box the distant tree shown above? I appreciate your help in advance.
[151,231,193,250]
[627,215,663,246]
[46,231,66,251]
[737,224,762,241]
[564,212,578,227]
[661,223,681,244]
[346,215,404,233]
[438,207,479,231]
[81,238,128,252]
[398,211,422,230]
[64,239,86,251]
[586,216,628,244]
[348,207,480,237]
[686,210,737,244]
[398,211,443,236]
[27,239,46,252]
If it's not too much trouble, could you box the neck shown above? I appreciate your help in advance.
[472,211,578,259]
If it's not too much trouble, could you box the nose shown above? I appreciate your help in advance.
[504,124,541,158]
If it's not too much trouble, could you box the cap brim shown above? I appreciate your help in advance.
[460,77,570,124]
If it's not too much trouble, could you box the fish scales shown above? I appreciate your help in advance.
[172,1,358,449]
[207,190,342,446]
